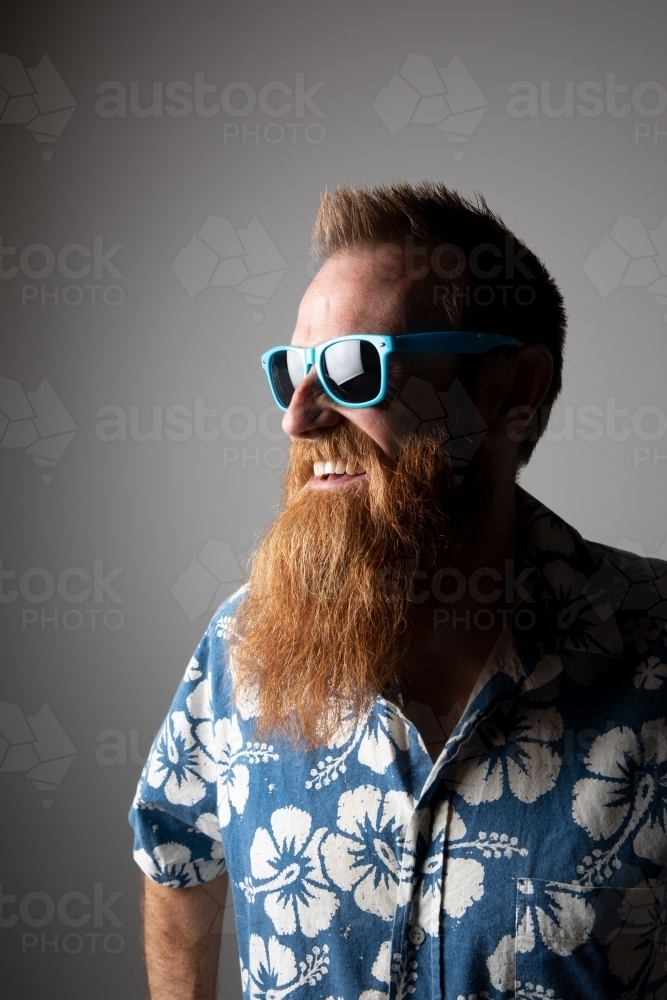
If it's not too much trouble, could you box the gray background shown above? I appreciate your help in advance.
[1,1,666,996]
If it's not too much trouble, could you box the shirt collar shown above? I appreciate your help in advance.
[514,485,624,668]
[413,488,626,802]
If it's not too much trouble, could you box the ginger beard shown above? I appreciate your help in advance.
[231,422,480,746]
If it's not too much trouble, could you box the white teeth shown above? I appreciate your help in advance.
[313,457,366,477]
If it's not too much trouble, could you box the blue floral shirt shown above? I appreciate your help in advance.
[130,489,667,1000]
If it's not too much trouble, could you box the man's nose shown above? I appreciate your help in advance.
[281,369,342,439]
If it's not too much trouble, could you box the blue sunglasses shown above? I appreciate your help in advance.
[261,331,523,410]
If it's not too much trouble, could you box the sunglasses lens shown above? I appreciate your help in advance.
[322,339,382,405]
[269,350,305,408]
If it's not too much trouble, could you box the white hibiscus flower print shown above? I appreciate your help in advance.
[192,834,225,882]
[371,939,392,984]
[357,701,410,774]
[389,939,419,1000]
[241,935,329,1000]
[359,940,392,1000]
[214,587,248,643]
[184,654,202,681]
[240,806,339,938]
[305,711,361,790]
[321,785,415,921]
[215,614,233,639]
[222,618,261,721]
[306,702,409,790]
[606,882,667,998]
[515,984,562,1000]
[235,677,260,721]
[410,803,527,936]
[542,560,591,631]
[145,710,217,806]
[622,616,661,655]
[634,656,667,690]
[447,702,564,806]
[486,929,518,995]
[442,856,485,921]
[195,811,221,840]
[186,676,213,720]
[543,554,622,655]
[144,669,277,815]
[411,805,479,933]
[195,713,277,828]
[134,839,224,888]
[519,881,596,958]
[214,716,250,827]
[572,721,667,884]
[529,512,576,556]
[486,879,595,993]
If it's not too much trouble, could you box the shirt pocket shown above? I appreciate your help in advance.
[487,877,667,999]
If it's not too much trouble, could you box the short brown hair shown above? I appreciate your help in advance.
[312,181,566,466]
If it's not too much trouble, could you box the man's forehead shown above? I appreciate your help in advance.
[292,246,412,346]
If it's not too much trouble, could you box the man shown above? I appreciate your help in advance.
[130,183,667,1000]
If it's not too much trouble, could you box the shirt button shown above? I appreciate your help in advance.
[408,926,425,946]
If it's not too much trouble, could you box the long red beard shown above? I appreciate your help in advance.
[230,423,468,745]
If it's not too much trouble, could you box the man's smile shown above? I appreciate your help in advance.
[310,457,368,489]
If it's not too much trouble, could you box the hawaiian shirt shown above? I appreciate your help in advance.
[129,488,667,1000]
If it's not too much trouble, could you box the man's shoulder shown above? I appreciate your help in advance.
[576,538,667,687]
[185,585,247,685]
[519,488,666,679]
[585,537,667,577]
[520,485,665,620]
[207,583,248,643]
[583,537,667,622]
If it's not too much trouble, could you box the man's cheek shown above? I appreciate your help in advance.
[381,391,447,456]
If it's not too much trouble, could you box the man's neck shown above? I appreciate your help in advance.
[398,476,519,743]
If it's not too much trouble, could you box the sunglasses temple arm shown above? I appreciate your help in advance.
[393,332,523,353]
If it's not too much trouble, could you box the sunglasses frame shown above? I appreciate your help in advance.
[261,331,524,411]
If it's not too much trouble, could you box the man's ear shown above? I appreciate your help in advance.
[474,345,553,436]
[505,344,553,415]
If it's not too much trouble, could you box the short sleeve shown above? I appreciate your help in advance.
[128,599,241,887]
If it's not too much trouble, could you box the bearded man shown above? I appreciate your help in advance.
[130,183,667,1000]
